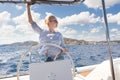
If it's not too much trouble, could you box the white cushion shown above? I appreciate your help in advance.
[86,58,120,80]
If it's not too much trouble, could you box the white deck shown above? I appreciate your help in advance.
[1,58,120,80]
[0,75,29,80]
[0,75,85,80]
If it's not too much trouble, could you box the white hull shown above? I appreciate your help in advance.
[0,58,120,80]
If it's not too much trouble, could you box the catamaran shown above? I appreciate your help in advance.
[0,0,120,80]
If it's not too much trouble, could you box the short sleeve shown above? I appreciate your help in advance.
[60,34,66,48]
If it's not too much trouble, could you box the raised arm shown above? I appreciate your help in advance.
[27,3,42,34]
[27,3,33,24]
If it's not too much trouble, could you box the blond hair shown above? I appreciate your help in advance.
[45,15,56,25]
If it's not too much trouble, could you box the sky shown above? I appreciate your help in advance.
[0,0,120,45]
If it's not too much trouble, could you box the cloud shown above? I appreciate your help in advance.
[0,10,113,45]
[59,11,100,26]
[84,0,101,9]
[86,35,106,41]
[12,10,41,25]
[0,24,39,45]
[107,12,120,25]
[0,11,11,27]
[110,28,118,33]
[90,27,101,33]
[110,28,120,40]
[0,8,120,44]
[0,25,15,36]
[0,10,40,45]
[77,33,106,41]
[61,27,77,35]
[75,26,105,41]
[16,5,23,10]
[105,0,120,8]
[84,0,120,9]
[45,12,54,19]
[2,9,47,45]
[12,11,28,25]
[12,10,47,29]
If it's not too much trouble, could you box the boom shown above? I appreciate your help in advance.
[0,0,85,5]
[0,0,30,4]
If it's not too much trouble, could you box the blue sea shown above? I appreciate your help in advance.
[0,44,120,78]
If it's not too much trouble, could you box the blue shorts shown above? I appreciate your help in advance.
[46,55,64,62]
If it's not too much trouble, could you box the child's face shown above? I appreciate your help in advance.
[48,18,58,29]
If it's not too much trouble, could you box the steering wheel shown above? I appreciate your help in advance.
[17,43,76,80]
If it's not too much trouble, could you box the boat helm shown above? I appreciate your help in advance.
[17,43,76,80]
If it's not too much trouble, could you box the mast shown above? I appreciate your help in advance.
[101,0,115,80]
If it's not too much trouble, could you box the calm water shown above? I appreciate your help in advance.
[0,44,120,78]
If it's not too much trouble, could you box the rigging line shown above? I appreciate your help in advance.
[101,0,115,80]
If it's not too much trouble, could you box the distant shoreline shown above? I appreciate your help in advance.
[0,38,120,46]
[64,38,120,45]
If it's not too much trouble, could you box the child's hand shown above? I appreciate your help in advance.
[62,48,68,53]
